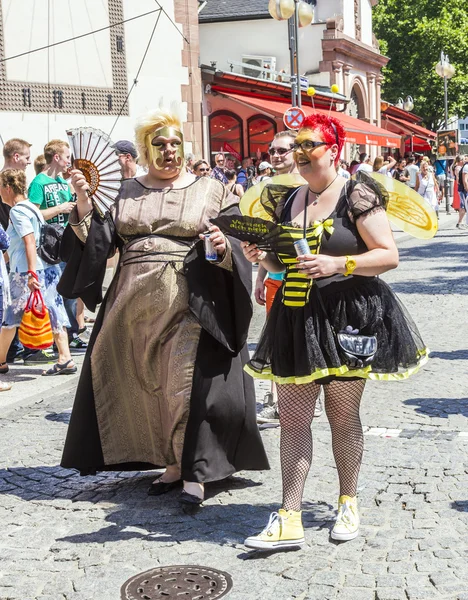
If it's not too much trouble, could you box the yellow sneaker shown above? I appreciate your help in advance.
[331,495,359,541]
[244,509,305,550]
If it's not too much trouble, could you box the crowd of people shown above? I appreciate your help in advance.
[55,110,428,549]
[0,112,435,550]
[188,144,468,228]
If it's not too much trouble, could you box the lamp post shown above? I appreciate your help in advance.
[268,0,314,108]
[435,51,456,214]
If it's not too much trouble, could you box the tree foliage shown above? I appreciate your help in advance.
[373,0,468,130]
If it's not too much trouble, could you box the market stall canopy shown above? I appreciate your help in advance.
[219,92,401,148]
[382,114,436,152]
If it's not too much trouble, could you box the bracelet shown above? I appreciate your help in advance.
[27,270,38,280]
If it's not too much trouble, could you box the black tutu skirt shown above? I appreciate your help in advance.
[246,275,428,384]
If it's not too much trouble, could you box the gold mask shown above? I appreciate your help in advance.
[145,126,185,171]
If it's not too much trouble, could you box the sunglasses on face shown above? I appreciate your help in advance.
[292,141,330,152]
[198,168,209,172]
[268,146,292,156]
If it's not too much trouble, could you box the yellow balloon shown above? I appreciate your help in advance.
[239,173,307,219]
[369,173,438,239]
[307,87,316,96]
[331,84,340,94]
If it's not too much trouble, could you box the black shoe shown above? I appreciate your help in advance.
[147,477,182,496]
[23,350,58,365]
[179,490,203,514]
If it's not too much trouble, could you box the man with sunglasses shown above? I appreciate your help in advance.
[194,159,210,178]
[210,152,228,184]
[268,130,298,175]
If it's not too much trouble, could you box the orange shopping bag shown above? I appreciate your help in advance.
[18,288,54,350]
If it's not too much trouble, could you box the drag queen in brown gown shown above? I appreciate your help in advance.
[59,112,268,509]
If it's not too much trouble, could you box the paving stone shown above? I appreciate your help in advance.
[375,589,407,600]
[0,223,467,599]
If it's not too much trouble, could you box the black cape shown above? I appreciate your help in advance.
[59,209,269,482]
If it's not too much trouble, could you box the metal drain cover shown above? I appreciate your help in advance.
[121,565,233,599]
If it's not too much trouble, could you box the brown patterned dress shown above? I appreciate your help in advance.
[61,176,269,482]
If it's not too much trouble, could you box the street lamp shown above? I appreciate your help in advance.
[435,51,456,214]
[395,96,414,112]
[268,0,314,107]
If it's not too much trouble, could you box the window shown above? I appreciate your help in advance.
[247,115,277,158]
[460,124,465,130]
[209,111,243,162]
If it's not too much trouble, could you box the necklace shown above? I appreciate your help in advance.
[308,173,339,205]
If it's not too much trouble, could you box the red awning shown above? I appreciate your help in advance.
[383,115,436,140]
[220,92,401,148]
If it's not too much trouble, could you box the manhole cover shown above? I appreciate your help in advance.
[121,565,233,599]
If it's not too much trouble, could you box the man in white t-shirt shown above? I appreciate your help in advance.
[355,152,373,173]
[403,155,419,190]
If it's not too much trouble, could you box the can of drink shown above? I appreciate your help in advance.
[293,238,310,257]
[204,234,218,262]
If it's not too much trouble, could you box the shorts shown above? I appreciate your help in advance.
[460,190,468,211]
[265,277,282,315]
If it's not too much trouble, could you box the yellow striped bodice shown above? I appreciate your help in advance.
[277,219,334,308]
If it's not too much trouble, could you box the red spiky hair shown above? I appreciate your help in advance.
[300,114,345,164]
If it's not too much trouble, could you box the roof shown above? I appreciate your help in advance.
[219,92,401,148]
[199,0,270,23]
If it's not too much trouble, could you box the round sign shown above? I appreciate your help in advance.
[283,107,306,130]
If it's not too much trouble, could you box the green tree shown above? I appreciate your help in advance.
[373,0,468,131]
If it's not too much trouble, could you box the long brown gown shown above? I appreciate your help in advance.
[61,176,269,481]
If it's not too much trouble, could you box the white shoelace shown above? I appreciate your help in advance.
[337,502,356,529]
[262,512,283,536]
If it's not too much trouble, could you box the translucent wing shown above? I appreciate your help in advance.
[239,173,306,219]
[369,173,438,239]
[67,127,121,217]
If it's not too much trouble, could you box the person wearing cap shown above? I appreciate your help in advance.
[257,161,273,183]
[113,140,146,179]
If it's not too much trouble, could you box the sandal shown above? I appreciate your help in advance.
[42,360,77,376]
[0,381,12,392]
[0,362,9,375]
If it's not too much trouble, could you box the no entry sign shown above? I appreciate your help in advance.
[283,106,306,130]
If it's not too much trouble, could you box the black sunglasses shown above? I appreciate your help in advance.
[268,146,293,156]
[292,141,330,152]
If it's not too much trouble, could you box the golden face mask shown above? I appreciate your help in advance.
[145,126,184,171]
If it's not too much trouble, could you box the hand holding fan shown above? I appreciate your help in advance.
[67,127,122,217]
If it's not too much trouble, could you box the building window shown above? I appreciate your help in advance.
[53,90,64,109]
[460,124,465,130]
[248,115,277,159]
[116,36,124,52]
[209,111,244,162]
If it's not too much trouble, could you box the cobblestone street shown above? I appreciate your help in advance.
[0,216,467,600]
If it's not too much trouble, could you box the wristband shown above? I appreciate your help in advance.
[27,270,38,280]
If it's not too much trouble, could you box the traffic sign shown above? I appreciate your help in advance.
[283,106,306,130]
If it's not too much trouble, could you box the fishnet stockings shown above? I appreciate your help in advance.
[277,379,366,511]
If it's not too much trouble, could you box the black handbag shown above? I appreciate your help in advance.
[316,289,378,369]
[20,203,63,265]
[336,326,377,368]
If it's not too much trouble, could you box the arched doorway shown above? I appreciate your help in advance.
[209,111,244,164]
[247,115,277,159]
[349,81,367,160]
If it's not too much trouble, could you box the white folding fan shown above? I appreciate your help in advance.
[66,127,122,217]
